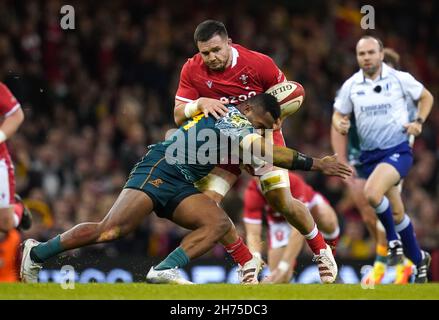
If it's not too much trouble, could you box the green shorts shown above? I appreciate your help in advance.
[124,148,200,219]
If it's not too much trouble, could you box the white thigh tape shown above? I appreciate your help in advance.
[194,173,231,196]
[259,169,290,193]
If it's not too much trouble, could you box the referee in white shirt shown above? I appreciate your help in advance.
[332,36,434,283]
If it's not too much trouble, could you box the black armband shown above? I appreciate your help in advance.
[290,151,313,171]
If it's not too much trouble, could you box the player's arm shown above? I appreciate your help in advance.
[332,110,351,135]
[174,98,229,126]
[403,87,434,136]
[0,83,24,143]
[244,223,263,257]
[174,62,228,126]
[0,107,24,143]
[240,134,352,179]
[264,227,304,284]
[330,125,349,165]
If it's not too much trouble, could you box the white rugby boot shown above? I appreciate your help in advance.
[146,266,193,284]
[312,244,338,284]
[20,239,43,283]
[238,253,264,284]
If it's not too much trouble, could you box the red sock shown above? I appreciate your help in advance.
[325,236,340,256]
[13,203,24,225]
[224,237,253,267]
[304,225,327,255]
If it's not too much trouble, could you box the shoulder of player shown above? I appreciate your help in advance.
[183,54,204,70]
[387,68,417,83]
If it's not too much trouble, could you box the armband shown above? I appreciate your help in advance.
[290,151,313,171]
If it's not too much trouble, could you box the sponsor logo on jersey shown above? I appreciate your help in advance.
[219,91,257,104]
[206,80,213,88]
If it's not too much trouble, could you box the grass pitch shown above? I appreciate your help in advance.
[1,283,438,300]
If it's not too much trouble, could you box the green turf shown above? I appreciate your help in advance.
[1,283,438,300]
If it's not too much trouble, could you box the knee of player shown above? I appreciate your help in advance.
[364,188,382,207]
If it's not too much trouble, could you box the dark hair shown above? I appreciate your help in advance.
[359,35,384,51]
[194,20,228,44]
[247,93,281,120]
[383,47,400,69]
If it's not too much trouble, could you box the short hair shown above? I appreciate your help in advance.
[359,35,384,51]
[383,47,400,69]
[247,93,281,120]
[194,20,228,44]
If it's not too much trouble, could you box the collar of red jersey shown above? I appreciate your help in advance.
[231,46,239,68]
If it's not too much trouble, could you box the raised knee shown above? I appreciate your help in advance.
[364,187,382,208]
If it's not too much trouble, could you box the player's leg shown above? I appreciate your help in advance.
[20,188,154,282]
[260,169,337,283]
[171,193,232,260]
[343,176,387,284]
[362,220,388,285]
[195,166,238,204]
[196,166,261,277]
[386,185,429,282]
[309,196,340,253]
[346,178,378,241]
[364,163,403,264]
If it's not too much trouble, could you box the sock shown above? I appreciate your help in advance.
[374,197,399,242]
[395,214,422,265]
[224,237,252,267]
[304,224,327,255]
[155,247,190,270]
[322,226,340,254]
[375,244,388,264]
[13,203,24,228]
[31,235,63,263]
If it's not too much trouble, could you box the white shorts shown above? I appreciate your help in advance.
[268,221,292,249]
[0,158,15,208]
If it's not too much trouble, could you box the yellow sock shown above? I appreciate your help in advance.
[376,244,387,257]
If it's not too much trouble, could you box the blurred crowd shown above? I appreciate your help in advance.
[0,0,438,262]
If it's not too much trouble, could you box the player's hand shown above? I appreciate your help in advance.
[403,122,422,137]
[261,268,288,284]
[313,154,353,179]
[343,164,359,185]
[197,98,229,119]
[333,115,351,135]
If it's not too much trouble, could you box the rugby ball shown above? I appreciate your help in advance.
[265,81,305,118]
